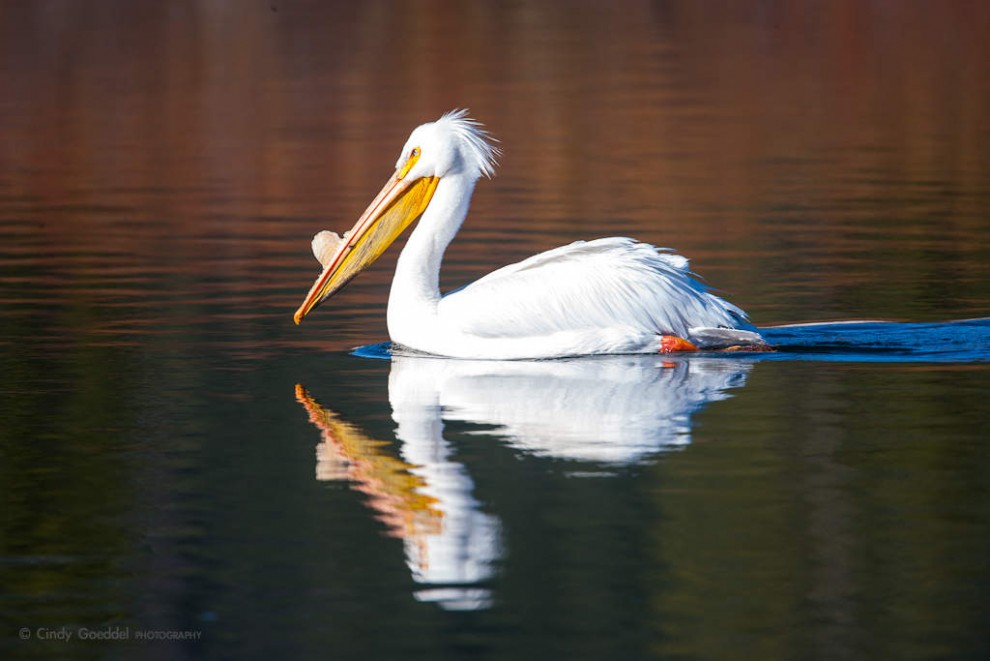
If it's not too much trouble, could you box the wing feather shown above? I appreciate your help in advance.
[438,238,751,340]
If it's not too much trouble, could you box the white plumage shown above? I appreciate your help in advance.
[434,237,755,356]
[296,110,767,359]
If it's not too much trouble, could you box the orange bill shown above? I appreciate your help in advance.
[294,164,438,324]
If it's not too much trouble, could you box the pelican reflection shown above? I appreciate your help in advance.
[296,354,753,610]
[390,354,753,464]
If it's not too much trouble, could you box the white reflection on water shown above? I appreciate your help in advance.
[391,354,753,464]
[297,354,752,610]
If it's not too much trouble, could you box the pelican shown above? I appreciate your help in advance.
[294,110,769,359]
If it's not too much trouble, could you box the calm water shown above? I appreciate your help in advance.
[3,2,990,659]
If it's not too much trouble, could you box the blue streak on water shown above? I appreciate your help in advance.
[351,318,990,364]
[351,342,396,360]
[758,318,990,363]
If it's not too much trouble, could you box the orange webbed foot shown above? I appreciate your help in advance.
[659,335,699,353]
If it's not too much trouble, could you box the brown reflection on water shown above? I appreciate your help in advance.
[2,1,989,352]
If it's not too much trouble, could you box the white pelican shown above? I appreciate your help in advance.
[294,110,768,359]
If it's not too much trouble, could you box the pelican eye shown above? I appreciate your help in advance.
[397,147,421,179]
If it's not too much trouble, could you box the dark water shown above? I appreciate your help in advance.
[3,2,990,659]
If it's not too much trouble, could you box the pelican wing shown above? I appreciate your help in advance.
[439,237,751,340]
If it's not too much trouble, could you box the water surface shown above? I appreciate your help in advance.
[2,2,990,659]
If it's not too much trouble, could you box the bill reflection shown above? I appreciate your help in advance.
[296,354,753,610]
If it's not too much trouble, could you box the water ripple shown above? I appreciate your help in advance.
[352,319,990,364]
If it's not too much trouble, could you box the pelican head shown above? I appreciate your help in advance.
[293,110,499,324]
